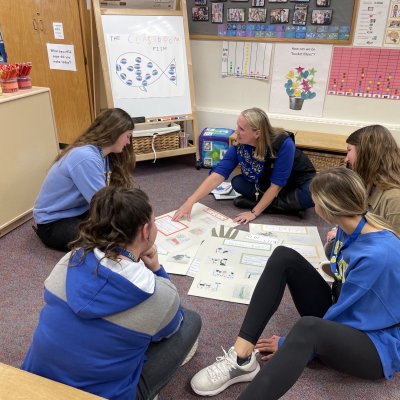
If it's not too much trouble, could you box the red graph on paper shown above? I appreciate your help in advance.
[328,47,400,100]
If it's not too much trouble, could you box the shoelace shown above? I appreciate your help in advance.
[206,347,237,382]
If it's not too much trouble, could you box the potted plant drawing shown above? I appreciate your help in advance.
[284,67,317,110]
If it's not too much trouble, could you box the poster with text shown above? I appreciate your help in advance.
[353,0,391,47]
[105,33,186,99]
[269,43,332,117]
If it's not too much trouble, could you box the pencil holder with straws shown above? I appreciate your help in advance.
[17,62,32,89]
[0,64,19,93]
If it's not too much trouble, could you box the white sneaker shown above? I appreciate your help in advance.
[190,346,260,396]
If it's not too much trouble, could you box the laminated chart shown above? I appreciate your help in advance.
[188,223,330,305]
[221,41,272,80]
[155,203,238,275]
[327,47,400,99]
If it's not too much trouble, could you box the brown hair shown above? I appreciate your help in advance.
[311,167,398,237]
[56,108,136,188]
[346,125,400,192]
[70,186,153,260]
[241,107,286,160]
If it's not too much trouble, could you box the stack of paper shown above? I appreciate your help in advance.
[211,182,240,200]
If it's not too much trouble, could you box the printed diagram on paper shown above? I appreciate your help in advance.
[222,41,272,80]
[105,34,185,99]
[249,223,332,282]
[188,224,331,305]
[155,203,238,275]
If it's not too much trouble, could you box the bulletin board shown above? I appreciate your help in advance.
[187,0,359,44]
[93,4,194,119]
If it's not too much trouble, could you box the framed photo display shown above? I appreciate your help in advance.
[186,0,358,44]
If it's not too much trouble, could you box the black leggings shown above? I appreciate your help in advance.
[35,212,88,252]
[237,246,384,400]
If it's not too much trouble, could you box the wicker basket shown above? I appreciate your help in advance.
[132,132,180,155]
[303,150,345,172]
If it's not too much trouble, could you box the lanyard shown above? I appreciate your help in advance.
[330,217,366,281]
[99,147,111,186]
[115,246,138,263]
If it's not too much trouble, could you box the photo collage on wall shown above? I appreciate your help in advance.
[190,0,350,41]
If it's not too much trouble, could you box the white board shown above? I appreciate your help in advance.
[101,14,192,118]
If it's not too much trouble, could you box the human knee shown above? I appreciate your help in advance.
[288,316,321,343]
[269,246,303,266]
[183,309,202,336]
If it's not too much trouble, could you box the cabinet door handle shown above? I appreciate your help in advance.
[38,19,44,31]
[32,19,38,30]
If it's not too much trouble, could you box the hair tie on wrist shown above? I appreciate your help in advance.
[251,209,257,218]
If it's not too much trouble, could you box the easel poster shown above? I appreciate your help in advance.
[269,43,332,117]
[104,33,186,99]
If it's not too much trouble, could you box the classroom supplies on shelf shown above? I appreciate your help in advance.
[17,62,32,89]
[0,63,18,93]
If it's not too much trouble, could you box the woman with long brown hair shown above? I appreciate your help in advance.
[326,125,400,251]
[34,108,136,251]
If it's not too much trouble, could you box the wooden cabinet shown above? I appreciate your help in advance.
[0,0,92,144]
[0,87,59,237]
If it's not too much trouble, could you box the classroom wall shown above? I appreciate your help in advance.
[190,40,400,143]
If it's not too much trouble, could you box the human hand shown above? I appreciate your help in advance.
[172,200,193,222]
[326,227,337,243]
[233,210,257,224]
[140,244,160,272]
[254,335,280,361]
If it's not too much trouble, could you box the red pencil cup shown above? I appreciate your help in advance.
[17,76,32,89]
[0,78,18,93]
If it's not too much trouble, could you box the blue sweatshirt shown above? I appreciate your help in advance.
[22,250,184,400]
[34,145,107,224]
[212,138,295,187]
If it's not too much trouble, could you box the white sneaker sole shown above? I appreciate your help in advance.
[191,363,261,397]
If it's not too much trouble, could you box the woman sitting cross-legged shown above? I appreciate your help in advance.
[23,186,201,400]
[191,167,400,399]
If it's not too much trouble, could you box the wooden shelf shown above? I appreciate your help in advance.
[295,131,347,154]
[135,144,196,161]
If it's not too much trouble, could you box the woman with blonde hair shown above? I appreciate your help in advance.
[173,107,315,224]
[34,108,136,251]
[191,168,400,399]
[326,125,400,252]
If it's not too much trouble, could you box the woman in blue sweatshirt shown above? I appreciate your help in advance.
[23,186,201,400]
[34,108,136,252]
[190,167,400,399]
[173,107,315,224]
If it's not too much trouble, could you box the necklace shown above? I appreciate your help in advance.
[99,148,111,186]
[115,246,138,263]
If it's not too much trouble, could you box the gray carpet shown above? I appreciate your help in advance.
[1,154,398,399]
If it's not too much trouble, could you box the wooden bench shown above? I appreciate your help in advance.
[0,362,105,400]
[229,131,347,172]
[295,131,347,172]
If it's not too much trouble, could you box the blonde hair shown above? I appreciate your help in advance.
[56,108,136,188]
[310,167,399,238]
[241,107,286,160]
[346,125,400,192]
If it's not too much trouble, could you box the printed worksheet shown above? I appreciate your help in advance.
[188,228,274,305]
[188,223,333,304]
[249,223,333,282]
[156,203,238,275]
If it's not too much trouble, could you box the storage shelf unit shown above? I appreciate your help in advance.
[0,87,59,237]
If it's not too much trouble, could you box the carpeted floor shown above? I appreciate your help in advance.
[1,154,398,399]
